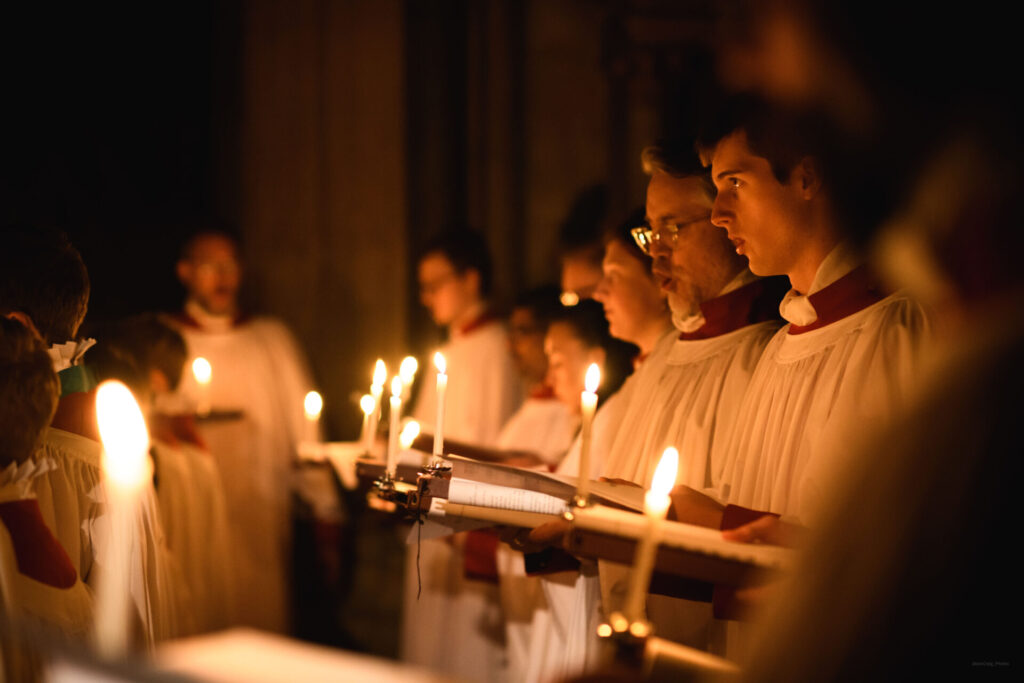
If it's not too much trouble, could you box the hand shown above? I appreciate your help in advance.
[721,515,802,548]
[669,486,725,528]
[527,519,572,550]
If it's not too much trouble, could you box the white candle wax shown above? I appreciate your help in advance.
[192,357,212,416]
[386,376,403,478]
[94,381,151,659]
[303,390,323,445]
[623,447,679,623]
[432,352,447,463]
[576,363,601,502]
[359,394,375,454]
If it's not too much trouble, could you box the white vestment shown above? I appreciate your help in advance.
[152,439,233,635]
[492,392,576,682]
[715,250,931,522]
[403,316,522,682]
[0,461,93,640]
[172,303,315,633]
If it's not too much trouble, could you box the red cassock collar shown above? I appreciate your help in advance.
[678,276,789,341]
[456,309,499,336]
[172,310,252,331]
[786,266,886,335]
[0,499,77,588]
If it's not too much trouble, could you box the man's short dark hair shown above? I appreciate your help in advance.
[0,317,59,464]
[420,229,494,296]
[557,185,608,261]
[0,227,90,344]
[179,229,241,262]
[89,314,188,393]
[695,95,824,183]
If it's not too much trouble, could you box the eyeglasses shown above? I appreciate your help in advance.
[630,215,712,255]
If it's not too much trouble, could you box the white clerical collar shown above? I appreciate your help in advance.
[0,457,55,503]
[185,299,237,333]
[779,242,861,326]
[674,269,760,333]
[47,338,96,373]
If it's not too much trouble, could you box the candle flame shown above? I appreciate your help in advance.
[560,291,580,307]
[399,419,420,449]
[95,380,150,490]
[373,359,387,387]
[304,391,323,419]
[391,375,403,398]
[650,447,679,498]
[584,363,601,394]
[400,356,419,384]
[360,394,375,415]
[434,351,446,374]
[192,357,212,385]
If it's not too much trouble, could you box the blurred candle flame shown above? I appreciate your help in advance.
[584,363,601,394]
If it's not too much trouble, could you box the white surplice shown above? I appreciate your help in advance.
[172,302,315,633]
[493,391,576,683]
[0,460,93,640]
[152,439,233,635]
[715,247,932,522]
[403,315,522,682]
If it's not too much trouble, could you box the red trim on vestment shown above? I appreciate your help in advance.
[457,310,499,336]
[50,390,99,442]
[678,276,788,341]
[171,310,251,330]
[529,384,556,400]
[787,266,886,335]
[0,500,77,588]
[463,529,500,583]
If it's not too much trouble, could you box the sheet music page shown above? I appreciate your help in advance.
[447,454,645,511]
[447,478,568,515]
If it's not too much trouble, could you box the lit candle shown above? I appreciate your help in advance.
[399,356,418,403]
[368,359,387,452]
[623,447,679,623]
[94,380,151,658]
[359,393,375,454]
[192,357,212,417]
[432,352,447,464]
[400,419,421,452]
[575,363,601,502]
[386,376,403,478]
[303,391,323,444]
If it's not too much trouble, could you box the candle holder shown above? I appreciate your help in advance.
[570,493,592,509]
[422,458,452,476]
[596,611,650,670]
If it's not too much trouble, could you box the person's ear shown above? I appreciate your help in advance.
[176,260,192,286]
[794,156,823,199]
[4,312,43,341]
[463,268,482,297]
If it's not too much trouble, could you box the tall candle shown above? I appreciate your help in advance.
[399,356,418,404]
[575,363,601,502]
[303,391,323,444]
[192,357,212,417]
[359,393,375,454]
[432,352,447,463]
[368,359,387,449]
[386,376,403,478]
[94,380,151,658]
[623,447,679,623]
